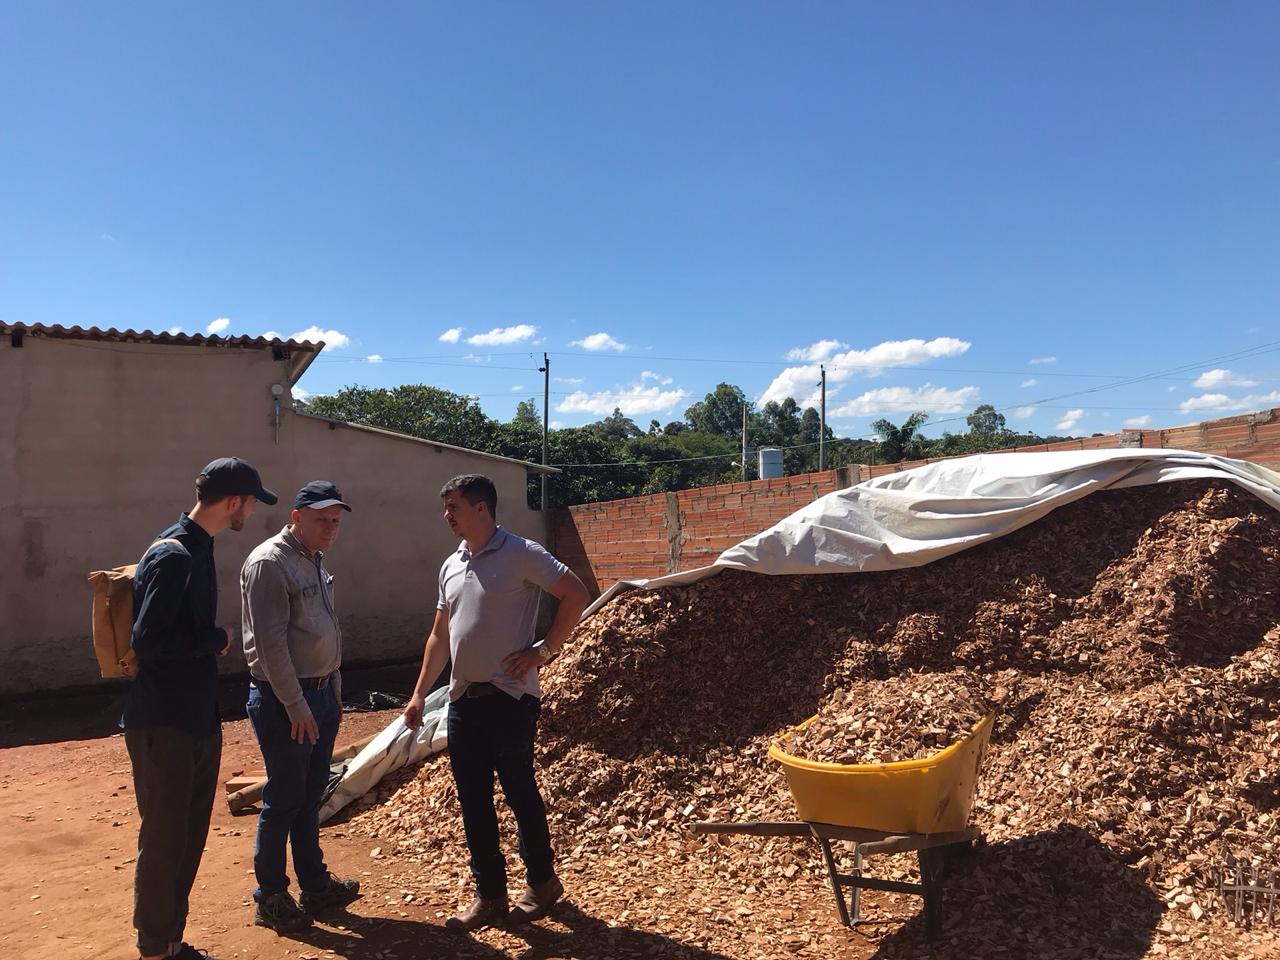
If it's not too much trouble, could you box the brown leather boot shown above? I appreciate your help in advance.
[445,896,509,933]
[508,876,564,924]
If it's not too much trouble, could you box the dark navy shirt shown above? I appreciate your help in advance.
[121,514,226,737]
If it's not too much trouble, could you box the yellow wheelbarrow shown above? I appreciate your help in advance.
[692,712,995,936]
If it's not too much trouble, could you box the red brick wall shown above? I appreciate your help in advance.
[550,407,1280,595]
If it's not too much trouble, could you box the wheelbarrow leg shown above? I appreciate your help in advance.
[919,844,946,938]
[816,836,861,927]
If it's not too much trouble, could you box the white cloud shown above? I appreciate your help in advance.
[467,324,537,346]
[1012,405,1037,419]
[554,376,584,385]
[206,317,231,335]
[1193,368,1258,390]
[1123,415,1152,428]
[290,326,350,348]
[1180,393,1233,413]
[1056,409,1084,431]
[1029,356,1057,365]
[261,330,282,340]
[786,339,849,362]
[759,336,971,407]
[292,387,314,402]
[511,384,526,392]
[570,332,626,352]
[166,326,183,335]
[1179,391,1280,415]
[1020,378,1038,388]
[640,370,674,385]
[828,384,979,417]
[99,233,117,242]
[438,327,463,343]
[557,382,688,416]
[366,354,383,363]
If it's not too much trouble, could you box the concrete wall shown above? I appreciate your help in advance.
[0,334,545,695]
[550,408,1280,597]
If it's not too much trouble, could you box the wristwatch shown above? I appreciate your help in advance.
[533,642,554,662]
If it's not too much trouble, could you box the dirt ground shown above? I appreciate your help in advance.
[1,680,877,960]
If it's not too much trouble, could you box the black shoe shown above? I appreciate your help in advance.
[444,896,509,933]
[508,875,564,924]
[171,945,214,960]
[253,891,313,934]
[299,874,361,914]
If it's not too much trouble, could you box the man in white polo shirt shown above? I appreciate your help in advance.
[404,473,590,933]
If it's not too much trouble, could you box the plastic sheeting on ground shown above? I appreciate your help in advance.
[584,448,1280,616]
[319,685,449,824]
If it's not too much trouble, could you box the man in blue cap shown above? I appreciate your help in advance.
[240,480,360,934]
[124,457,276,960]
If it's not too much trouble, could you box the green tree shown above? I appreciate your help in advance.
[513,398,540,424]
[583,408,643,444]
[685,383,751,436]
[305,384,496,451]
[966,404,1007,436]
[871,412,930,462]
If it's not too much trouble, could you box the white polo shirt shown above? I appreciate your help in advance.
[436,526,567,702]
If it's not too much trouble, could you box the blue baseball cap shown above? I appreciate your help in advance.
[294,480,352,512]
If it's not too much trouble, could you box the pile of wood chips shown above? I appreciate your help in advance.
[350,481,1280,959]
[780,670,993,764]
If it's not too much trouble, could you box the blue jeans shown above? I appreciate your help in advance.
[246,682,340,900]
[447,692,554,899]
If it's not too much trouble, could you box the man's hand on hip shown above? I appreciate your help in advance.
[291,711,319,745]
[502,648,546,680]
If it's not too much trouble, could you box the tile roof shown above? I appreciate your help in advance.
[0,322,323,351]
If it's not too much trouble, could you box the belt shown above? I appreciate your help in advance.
[252,674,332,692]
[462,682,499,698]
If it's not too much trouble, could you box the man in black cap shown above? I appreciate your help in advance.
[240,480,360,934]
[124,457,276,960]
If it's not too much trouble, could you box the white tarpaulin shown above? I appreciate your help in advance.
[585,448,1280,615]
[319,686,450,823]
[320,448,1280,815]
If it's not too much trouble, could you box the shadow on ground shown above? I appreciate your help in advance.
[288,899,737,960]
[872,825,1163,959]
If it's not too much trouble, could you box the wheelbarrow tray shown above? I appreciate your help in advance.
[768,712,995,834]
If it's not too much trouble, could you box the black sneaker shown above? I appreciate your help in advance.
[254,890,313,934]
[171,945,214,960]
[299,875,361,915]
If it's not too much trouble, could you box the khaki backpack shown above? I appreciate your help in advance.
[87,538,185,679]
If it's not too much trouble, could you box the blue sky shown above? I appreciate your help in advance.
[3,2,1278,440]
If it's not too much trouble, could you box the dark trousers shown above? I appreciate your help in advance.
[125,724,222,957]
[246,682,341,900]
[447,692,554,900]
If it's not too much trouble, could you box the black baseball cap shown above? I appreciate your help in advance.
[198,458,278,505]
[294,480,352,512]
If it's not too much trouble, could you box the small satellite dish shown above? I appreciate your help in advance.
[270,383,285,397]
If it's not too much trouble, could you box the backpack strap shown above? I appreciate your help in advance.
[141,537,191,589]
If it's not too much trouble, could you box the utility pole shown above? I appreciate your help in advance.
[540,352,549,510]
[819,364,827,472]
[741,401,748,482]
